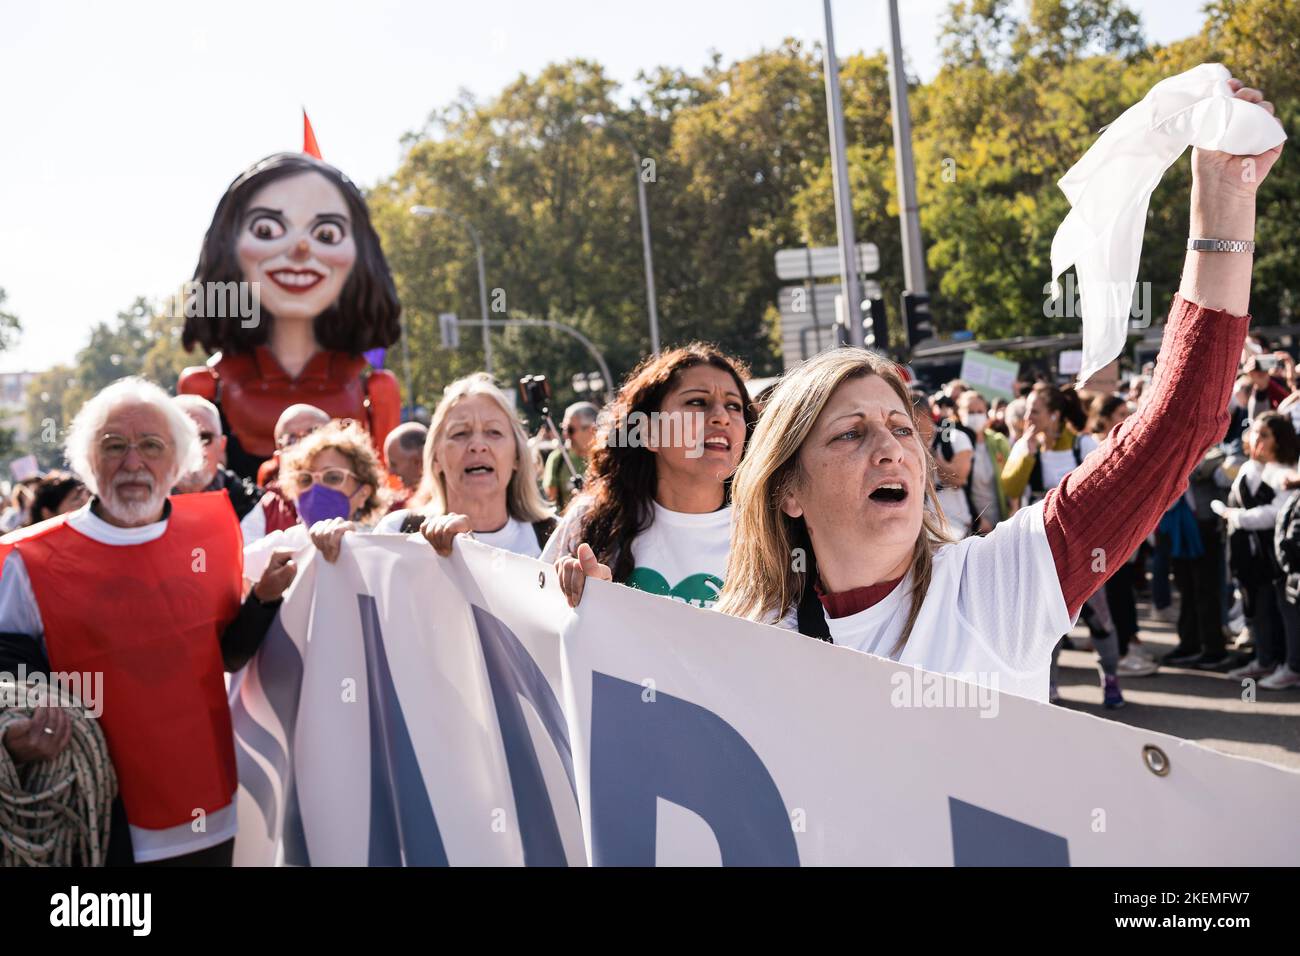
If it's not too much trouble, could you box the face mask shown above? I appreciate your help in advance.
[961,412,988,432]
[297,483,353,526]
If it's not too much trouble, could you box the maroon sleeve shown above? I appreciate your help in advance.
[1044,294,1250,618]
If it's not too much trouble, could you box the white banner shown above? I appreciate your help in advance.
[231,535,1300,866]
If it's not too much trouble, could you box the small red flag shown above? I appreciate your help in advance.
[302,109,323,159]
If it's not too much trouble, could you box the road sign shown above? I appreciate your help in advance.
[778,285,838,371]
[439,312,459,349]
[775,243,879,280]
[777,281,887,370]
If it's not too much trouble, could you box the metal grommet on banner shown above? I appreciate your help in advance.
[538,571,546,589]
[1142,744,1170,777]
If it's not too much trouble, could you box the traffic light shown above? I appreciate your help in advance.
[862,297,888,352]
[901,292,934,352]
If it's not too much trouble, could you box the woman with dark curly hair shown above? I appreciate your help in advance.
[544,344,755,609]
[178,152,403,480]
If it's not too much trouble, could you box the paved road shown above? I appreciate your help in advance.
[1058,597,1300,771]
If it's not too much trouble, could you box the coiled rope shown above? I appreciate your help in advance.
[0,679,116,866]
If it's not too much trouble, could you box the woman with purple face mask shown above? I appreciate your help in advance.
[243,419,390,583]
[285,418,390,526]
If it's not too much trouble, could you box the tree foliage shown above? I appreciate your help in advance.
[21,296,189,467]
[0,288,20,354]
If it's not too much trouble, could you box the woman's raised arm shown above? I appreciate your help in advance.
[1043,81,1284,618]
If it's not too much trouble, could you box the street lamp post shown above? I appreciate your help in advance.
[582,115,661,355]
[410,205,493,375]
[822,0,865,347]
[885,0,928,296]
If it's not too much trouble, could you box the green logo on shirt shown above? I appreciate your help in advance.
[626,568,724,608]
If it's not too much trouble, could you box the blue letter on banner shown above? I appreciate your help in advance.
[589,672,799,866]
[473,606,577,867]
[357,595,449,866]
[949,796,1069,866]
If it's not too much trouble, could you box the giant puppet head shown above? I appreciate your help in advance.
[182,152,401,359]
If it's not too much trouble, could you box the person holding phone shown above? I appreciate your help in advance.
[1245,353,1291,418]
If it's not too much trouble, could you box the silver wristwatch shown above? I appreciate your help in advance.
[1187,238,1255,253]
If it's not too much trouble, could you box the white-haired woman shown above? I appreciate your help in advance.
[717,84,1282,702]
[351,373,555,557]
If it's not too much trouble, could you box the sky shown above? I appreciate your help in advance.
[0,0,1203,374]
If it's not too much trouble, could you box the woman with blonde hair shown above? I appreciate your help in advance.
[366,373,555,557]
[716,85,1282,701]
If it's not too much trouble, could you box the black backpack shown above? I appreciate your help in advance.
[933,420,979,526]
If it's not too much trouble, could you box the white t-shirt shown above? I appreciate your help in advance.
[239,500,267,543]
[1038,433,1099,492]
[934,426,973,533]
[376,508,543,558]
[0,501,238,862]
[775,500,1071,702]
[542,497,732,608]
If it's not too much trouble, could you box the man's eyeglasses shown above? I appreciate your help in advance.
[100,435,169,460]
[291,467,358,492]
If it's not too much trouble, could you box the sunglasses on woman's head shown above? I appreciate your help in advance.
[292,467,358,491]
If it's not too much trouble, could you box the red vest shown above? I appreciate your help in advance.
[0,492,243,830]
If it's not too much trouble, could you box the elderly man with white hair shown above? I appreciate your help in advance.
[0,377,296,866]
[172,393,261,520]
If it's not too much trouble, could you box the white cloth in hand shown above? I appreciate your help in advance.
[1050,63,1286,384]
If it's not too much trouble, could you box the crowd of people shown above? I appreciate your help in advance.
[0,76,1285,867]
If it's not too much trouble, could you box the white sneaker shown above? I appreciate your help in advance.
[1228,660,1276,680]
[1118,653,1159,677]
[1258,664,1300,690]
[1131,642,1155,661]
